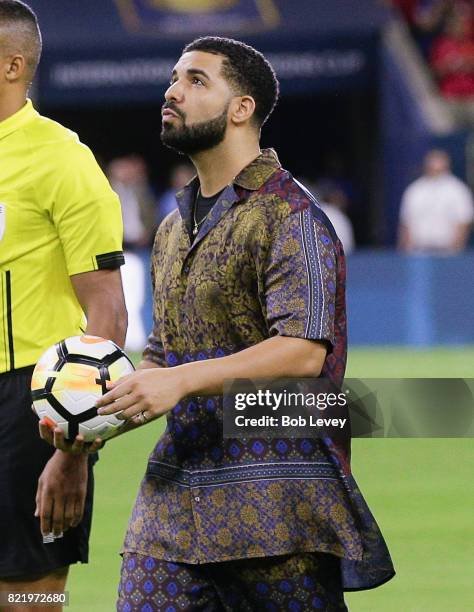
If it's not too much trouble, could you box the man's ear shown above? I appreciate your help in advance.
[230,95,256,126]
[4,54,27,82]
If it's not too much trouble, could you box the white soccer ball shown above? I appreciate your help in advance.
[31,335,135,442]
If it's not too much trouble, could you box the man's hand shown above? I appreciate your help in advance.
[96,367,187,422]
[39,421,104,454]
[35,450,88,537]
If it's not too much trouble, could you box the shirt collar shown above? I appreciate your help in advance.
[0,99,38,141]
[176,147,281,200]
[233,148,281,191]
[175,148,281,230]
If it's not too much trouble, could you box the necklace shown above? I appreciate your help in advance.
[192,187,211,236]
[192,179,234,236]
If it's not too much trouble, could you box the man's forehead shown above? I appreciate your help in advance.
[173,50,224,76]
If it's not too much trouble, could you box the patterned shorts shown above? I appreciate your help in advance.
[117,551,347,611]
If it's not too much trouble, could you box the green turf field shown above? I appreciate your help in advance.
[67,347,474,611]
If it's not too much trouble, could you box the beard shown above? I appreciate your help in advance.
[161,103,229,156]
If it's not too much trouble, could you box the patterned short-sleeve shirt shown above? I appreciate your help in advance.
[124,149,395,591]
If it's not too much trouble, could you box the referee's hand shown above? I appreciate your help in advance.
[35,450,88,537]
[38,420,104,454]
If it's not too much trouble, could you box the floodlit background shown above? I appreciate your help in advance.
[25,0,474,609]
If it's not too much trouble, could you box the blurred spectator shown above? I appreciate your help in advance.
[108,155,156,249]
[315,151,371,243]
[158,163,195,225]
[310,180,356,254]
[398,149,474,253]
[430,1,474,108]
[108,155,156,352]
[386,0,449,31]
[389,1,470,58]
[318,152,360,210]
[416,0,452,31]
[389,0,421,26]
[414,0,453,55]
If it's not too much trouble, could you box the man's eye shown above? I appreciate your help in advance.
[192,77,204,85]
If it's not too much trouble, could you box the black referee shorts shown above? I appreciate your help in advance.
[0,366,95,579]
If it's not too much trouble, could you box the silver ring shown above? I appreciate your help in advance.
[134,411,145,425]
[142,411,150,422]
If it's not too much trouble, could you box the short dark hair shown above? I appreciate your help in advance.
[183,36,279,128]
[0,0,42,81]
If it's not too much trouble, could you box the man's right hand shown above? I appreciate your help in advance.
[35,450,88,536]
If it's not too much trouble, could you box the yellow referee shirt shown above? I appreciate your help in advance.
[0,100,124,373]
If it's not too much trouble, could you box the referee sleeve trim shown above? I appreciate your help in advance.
[95,251,125,270]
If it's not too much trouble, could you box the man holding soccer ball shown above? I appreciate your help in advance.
[0,1,127,608]
[49,37,394,609]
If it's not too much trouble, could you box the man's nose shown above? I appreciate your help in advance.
[165,80,184,103]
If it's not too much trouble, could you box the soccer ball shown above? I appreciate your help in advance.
[31,335,135,442]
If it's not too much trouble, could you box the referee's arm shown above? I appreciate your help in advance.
[36,268,127,538]
[71,268,128,348]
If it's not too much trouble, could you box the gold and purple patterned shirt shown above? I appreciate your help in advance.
[123,149,394,591]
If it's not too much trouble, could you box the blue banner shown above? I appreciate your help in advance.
[38,35,378,107]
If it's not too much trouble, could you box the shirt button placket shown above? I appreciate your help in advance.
[190,487,203,562]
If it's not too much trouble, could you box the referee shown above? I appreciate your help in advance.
[0,1,127,608]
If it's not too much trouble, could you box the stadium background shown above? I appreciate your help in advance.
[26,0,473,610]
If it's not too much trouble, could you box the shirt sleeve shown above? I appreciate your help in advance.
[260,206,337,349]
[453,182,474,224]
[399,186,414,224]
[48,140,124,275]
